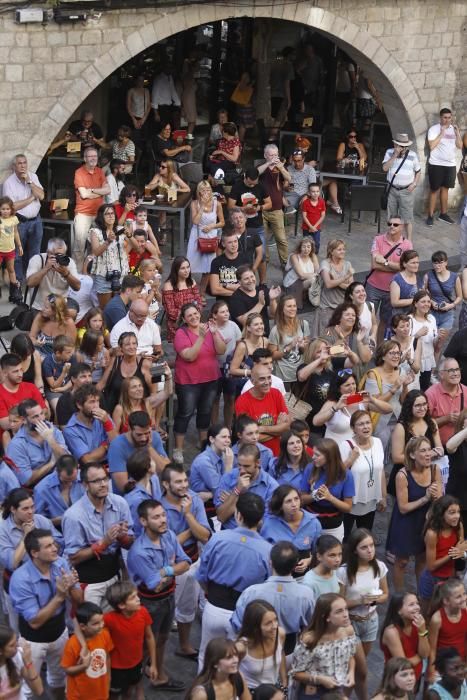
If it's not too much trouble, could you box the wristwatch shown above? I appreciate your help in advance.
[384,260,389,267]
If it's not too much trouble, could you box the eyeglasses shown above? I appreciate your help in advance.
[337,368,353,378]
[47,294,56,304]
[130,311,148,320]
[387,351,402,358]
[86,476,110,485]
[160,165,167,170]
[440,368,461,374]
[387,222,401,227]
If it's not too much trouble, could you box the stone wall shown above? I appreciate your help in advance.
[0,0,465,205]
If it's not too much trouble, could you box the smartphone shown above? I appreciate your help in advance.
[345,392,365,405]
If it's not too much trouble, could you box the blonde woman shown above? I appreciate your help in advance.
[187,181,225,297]
[318,239,354,335]
[229,312,268,393]
[145,159,190,239]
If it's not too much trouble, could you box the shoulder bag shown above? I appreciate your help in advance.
[197,225,218,254]
[363,241,404,288]
[381,149,409,210]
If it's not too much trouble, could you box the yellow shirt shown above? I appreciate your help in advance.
[0,215,18,253]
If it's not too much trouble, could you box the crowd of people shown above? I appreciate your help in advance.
[0,43,467,700]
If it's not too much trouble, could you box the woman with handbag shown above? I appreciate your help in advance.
[88,204,129,308]
[386,435,443,591]
[423,250,461,334]
[283,238,320,310]
[186,181,224,300]
[268,295,310,390]
[161,256,203,342]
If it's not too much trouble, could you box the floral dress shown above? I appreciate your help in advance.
[291,634,357,700]
[161,285,203,342]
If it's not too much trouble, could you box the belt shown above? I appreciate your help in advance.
[392,185,410,191]
[16,214,39,222]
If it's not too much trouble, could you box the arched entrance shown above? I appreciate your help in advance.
[27,3,425,169]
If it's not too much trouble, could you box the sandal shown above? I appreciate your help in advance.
[329,202,343,215]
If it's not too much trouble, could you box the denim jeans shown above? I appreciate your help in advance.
[16,216,43,282]
[303,228,321,253]
[175,379,219,434]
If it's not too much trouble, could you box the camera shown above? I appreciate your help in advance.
[106,269,121,293]
[55,253,70,267]
[150,361,166,383]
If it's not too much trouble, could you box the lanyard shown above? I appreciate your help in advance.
[361,449,375,488]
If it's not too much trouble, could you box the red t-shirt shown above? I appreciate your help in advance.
[301,197,326,230]
[128,248,152,272]
[235,388,288,456]
[104,607,152,669]
[0,382,45,420]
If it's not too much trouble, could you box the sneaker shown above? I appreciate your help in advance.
[172,448,184,465]
[439,213,455,224]
[426,215,434,226]
[284,206,297,216]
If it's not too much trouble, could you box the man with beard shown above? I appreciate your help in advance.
[105,158,126,205]
[55,363,93,429]
[63,384,118,464]
[160,464,210,661]
[107,411,169,494]
[127,499,190,692]
[62,462,134,609]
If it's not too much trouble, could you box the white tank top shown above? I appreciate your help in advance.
[239,642,282,689]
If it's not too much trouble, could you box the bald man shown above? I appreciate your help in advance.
[109,299,162,356]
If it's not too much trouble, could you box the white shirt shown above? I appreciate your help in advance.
[105,174,125,204]
[69,274,98,322]
[428,123,458,166]
[26,253,79,311]
[3,171,43,219]
[337,560,388,617]
[241,374,286,396]
[382,149,421,187]
[151,73,180,109]
[109,314,161,355]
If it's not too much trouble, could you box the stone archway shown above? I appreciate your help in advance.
[24,2,426,170]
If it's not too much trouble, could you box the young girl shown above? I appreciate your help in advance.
[338,529,389,700]
[371,657,416,700]
[139,258,162,321]
[419,496,465,608]
[428,579,467,683]
[302,534,343,599]
[112,375,156,434]
[427,648,467,700]
[76,306,111,347]
[77,330,109,383]
[236,601,287,690]
[187,637,251,700]
[0,196,23,304]
[0,623,43,698]
[290,593,357,700]
[380,592,429,687]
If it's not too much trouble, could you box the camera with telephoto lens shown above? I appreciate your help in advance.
[55,253,70,267]
[106,269,121,292]
[150,361,166,383]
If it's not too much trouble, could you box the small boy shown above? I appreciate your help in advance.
[301,183,326,254]
[104,580,157,699]
[2,404,24,452]
[62,602,114,700]
[130,206,162,259]
[42,335,75,412]
[290,418,314,458]
[127,229,162,274]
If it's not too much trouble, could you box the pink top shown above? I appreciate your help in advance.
[369,234,413,291]
[174,327,221,384]
[425,381,467,446]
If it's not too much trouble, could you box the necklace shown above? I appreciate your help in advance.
[361,446,375,487]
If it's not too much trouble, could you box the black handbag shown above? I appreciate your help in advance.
[381,150,409,210]
[0,255,44,333]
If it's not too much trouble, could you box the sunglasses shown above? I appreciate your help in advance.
[387,222,401,227]
[47,294,56,304]
[337,368,353,378]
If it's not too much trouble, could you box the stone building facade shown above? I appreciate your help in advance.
[0,0,465,204]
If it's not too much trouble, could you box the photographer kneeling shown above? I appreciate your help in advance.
[26,238,80,314]
[89,203,129,308]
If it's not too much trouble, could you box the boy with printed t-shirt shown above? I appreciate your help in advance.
[62,602,114,700]
[301,183,326,254]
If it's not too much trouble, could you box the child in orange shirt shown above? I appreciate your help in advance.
[61,602,114,700]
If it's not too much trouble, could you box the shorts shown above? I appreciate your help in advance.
[387,187,415,223]
[142,594,175,637]
[217,373,237,398]
[350,611,379,643]
[0,250,15,263]
[92,274,112,295]
[110,662,143,692]
[418,569,448,599]
[428,163,456,191]
[432,309,455,330]
[365,284,392,324]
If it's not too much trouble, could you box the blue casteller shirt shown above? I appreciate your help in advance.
[0,514,64,571]
[189,446,225,494]
[62,493,133,557]
[127,529,191,591]
[268,459,313,489]
[124,475,162,536]
[0,462,20,503]
[231,575,316,634]
[6,424,69,485]
[232,442,274,473]
[196,527,271,591]
[108,432,167,494]
[161,491,210,549]
[214,468,279,529]
[10,556,78,621]
[34,471,85,520]
[63,414,109,461]
[260,510,322,552]
[300,465,355,506]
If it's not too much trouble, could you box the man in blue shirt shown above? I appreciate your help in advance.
[9,528,83,698]
[103,274,143,331]
[196,492,271,670]
[63,384,118,464]
[215,443,278,529]
[6,399,69,487]
[160,463,210,661]
[107,410,169,494]
[34,454,85,528]
[127,498,190,692]
[62,462,134,609]
[0,460,20,503]
[231,541,316,656]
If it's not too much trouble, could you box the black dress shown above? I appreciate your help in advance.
[387,422,436,496]
[104,356,148,412]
